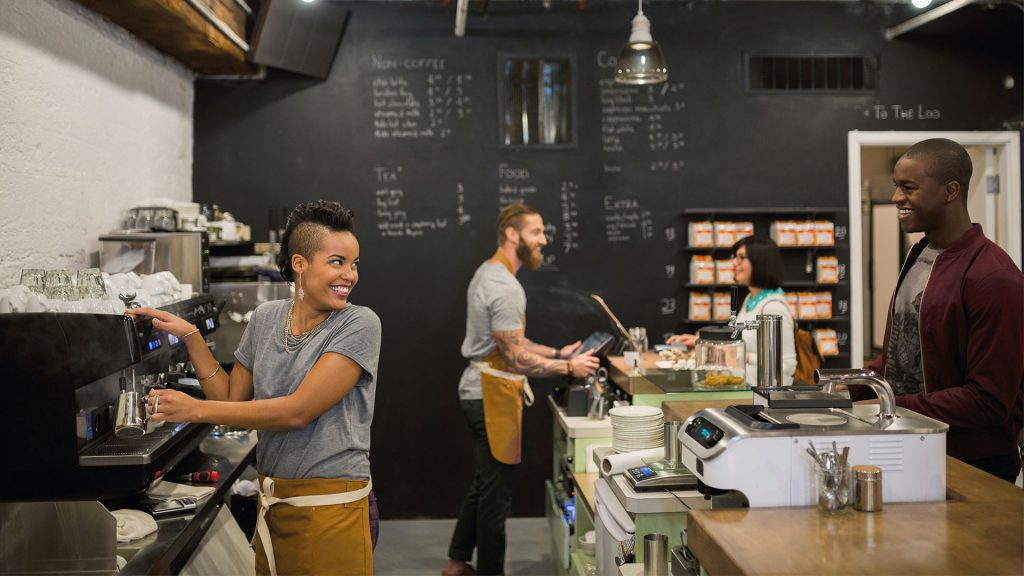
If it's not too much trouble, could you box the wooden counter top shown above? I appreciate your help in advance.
[687,457,1024,575]
[608,352,667,395]
[607,354,752,400]
[662,399,747,423]
[574,472,599,516]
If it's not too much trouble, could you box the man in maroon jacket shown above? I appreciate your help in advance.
[866,138,1023,483]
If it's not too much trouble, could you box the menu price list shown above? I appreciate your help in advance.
[370,55,475,140]
[599,79,686,172]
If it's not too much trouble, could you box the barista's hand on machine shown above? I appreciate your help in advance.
[126,307,200,340]
[146,388,200,423]
[666,333,697,348]
[569,349,600,378]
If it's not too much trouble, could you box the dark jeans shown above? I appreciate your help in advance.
[448,399,515,575]
[961,452,1023,484]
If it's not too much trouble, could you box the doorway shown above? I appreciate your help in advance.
[847,131,1022,366]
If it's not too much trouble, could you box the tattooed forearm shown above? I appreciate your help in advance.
[494,330,569,378]
[522,338,556,358]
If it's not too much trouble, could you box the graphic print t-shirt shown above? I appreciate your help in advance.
[885,245,943,395]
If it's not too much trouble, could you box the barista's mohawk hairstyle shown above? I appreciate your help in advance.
[277,200,356,282]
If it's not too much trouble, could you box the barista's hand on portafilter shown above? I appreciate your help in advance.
[146,388,199,423]
[559,340,583,359]
[569,349,600,378]
[666,333,697,348]
[126,307,200,340]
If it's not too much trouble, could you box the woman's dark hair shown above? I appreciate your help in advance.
[733,235,784,290]
[276,200,356,282]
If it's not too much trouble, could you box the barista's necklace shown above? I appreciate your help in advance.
[284,300,335,353]
[745,288,784,312]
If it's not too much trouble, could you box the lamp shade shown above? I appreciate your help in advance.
[614,12,668,84]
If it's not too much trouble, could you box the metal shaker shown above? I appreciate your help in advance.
[114,371,147,439]
[663,421,684,467]
[644,533,668,576]
[852,464,883,512]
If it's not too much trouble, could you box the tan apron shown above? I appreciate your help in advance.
[477,251,535,465]
[254,475,373,576]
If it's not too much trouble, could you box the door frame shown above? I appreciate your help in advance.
[847,130,1022,367]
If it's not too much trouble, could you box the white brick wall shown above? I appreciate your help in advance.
[0,0,194,285]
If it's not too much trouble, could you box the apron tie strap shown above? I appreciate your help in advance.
[255,476,373,576]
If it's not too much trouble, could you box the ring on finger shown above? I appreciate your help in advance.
[153,397,160,414]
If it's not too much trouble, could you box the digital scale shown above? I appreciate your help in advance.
[625,462,698,491]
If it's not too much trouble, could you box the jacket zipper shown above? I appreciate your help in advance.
[917,256,931,394]
[885,242,924,382]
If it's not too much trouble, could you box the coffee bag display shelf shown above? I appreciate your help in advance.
[678,206,852,368]
[681,244,849,253]
[681,207,847,216]
[683,281,849,289]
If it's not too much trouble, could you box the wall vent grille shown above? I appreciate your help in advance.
[747,54,879,92]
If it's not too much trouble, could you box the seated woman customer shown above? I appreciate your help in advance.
[128,200,380,576]
[668,235,796,386]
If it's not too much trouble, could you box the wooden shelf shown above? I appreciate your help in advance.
[683,282,847,289]
[683,207,847,216]
[682,243,848,252]
[73,0,255,75]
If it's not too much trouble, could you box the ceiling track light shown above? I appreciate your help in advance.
[615,0,668,85]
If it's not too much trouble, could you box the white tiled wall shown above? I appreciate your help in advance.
[0,0,193,285]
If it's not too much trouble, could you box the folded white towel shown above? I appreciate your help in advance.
[233,479,259,497]
[112,509,158,543]
[148,480,215,501]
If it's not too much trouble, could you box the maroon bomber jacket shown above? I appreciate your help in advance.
[865,224,1024,462]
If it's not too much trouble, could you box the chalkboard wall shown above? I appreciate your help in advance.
[194,1,1022,518]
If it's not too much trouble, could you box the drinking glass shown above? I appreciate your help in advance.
[816,463,851,514]
[134,208,154,231]
[628,326,649,353]
[44,269,75,301]
[77,268,107,300]
[19,269,46,294]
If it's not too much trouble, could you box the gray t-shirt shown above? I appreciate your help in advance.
[235,299,381,480]
[457,261,526,400]
[885,245,943,396]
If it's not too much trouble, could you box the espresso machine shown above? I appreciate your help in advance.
[678,368,949,508]
[678,303,949,508]
[0,295,219,501]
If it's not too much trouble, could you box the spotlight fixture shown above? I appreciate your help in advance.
[911,0,932,8]
[614,0,668,85]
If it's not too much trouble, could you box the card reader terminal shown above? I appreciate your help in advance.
[626,464,698,491]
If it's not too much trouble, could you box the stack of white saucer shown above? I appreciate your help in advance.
[609,405,664,453]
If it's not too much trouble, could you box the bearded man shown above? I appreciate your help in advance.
[444,203,600,576]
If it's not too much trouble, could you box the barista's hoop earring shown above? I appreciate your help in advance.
[297,271,305,301]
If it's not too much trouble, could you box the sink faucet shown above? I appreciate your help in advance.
[814,368,898,421]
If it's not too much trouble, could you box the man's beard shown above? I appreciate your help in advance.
[517,240,543,270]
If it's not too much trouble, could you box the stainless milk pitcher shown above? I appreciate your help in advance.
[114,371,147,439]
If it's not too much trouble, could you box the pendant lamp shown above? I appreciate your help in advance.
[614,0,668,85]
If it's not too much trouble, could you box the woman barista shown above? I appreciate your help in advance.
[668,235,797,386]
[128,200,380,576]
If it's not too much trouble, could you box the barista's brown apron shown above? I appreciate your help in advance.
[478,251,535,465]
[254,475,372,576]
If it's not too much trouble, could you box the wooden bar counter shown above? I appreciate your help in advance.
[686,457,1024,575]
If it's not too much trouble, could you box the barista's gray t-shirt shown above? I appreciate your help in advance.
[458,261,525,400]
[235,299,381,480]
[885,245,943,396]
